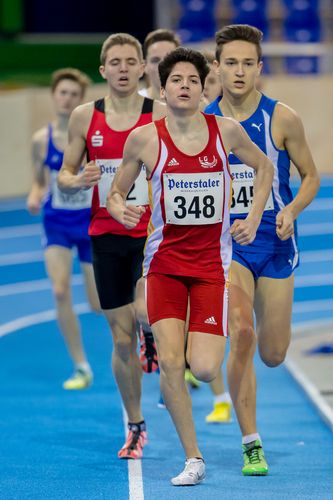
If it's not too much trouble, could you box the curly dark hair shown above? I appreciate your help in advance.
[158,47,210,89]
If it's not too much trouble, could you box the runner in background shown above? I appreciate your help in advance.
[27,68,100,390]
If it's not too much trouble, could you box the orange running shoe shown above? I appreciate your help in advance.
[139,326,159,373]
[118,426,148,459]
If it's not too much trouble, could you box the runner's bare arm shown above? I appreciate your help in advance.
[220,117,274,245]
[107,127,147,229]
[27,129,48,215]
[274,104,320,240]
[58,103,101,193]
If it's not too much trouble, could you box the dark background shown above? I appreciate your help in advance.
[23,0,154,42]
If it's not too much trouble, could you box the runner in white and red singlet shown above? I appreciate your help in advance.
[58,33,165,460]
[108,47,274,486]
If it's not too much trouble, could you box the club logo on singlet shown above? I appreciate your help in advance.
[199,155,217,168]
[91,130,103,147]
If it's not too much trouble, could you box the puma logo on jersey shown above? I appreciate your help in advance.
[168,157,179,166]
[251,123,262,132]
[199,155,217,168]
[92,130,103,147]
[204,316,217,325]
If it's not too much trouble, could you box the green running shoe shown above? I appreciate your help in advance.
[242,439,268,476]
[184,369,201,389]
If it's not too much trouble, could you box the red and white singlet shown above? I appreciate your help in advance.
[86,97,153,237]
[143,113,233,279]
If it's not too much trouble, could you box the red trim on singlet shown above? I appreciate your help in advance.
[86,98,153,237]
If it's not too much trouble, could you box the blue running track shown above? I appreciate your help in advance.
[0,177,332,499]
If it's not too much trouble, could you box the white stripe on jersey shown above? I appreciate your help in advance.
[143,140,168,276]
[263,110,299,268]
[216,135,232,282]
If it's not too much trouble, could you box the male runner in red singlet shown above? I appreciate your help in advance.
[108,47,274,485]
[58,33,165,459]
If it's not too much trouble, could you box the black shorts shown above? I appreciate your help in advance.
[91,233,146,310]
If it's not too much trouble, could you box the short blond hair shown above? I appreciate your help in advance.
[100,33,143,65]
[51,68,91,97]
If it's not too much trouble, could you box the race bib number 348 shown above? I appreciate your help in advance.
[163,172,223,225]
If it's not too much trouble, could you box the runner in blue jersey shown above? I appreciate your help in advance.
[205,24,320,475]
[27,68,100,390]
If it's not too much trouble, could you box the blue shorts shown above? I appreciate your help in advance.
[232,249,299,279]
[42,223,92,263]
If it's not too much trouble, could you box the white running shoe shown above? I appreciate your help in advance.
[171,458,205,486]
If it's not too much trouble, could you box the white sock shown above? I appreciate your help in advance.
[214,392,231,404]
[242,433,261,446]
[76,362,91,374]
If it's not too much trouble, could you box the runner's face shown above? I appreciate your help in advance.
[100,44,144,94]
[53,79,83,116]
[216,40,262,97]
[203,65,221,102]
[145,41,177,93]
[162,62,203,111]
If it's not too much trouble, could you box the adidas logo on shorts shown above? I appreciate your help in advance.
[204,316,217,325]
[168,157,179,166]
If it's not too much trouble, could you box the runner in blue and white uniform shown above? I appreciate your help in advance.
[205,24,319,476]
[27,68,100,390]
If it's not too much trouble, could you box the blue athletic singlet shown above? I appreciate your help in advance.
[205,94,299,275]
[42,124,92,227]
[41,125,93,262]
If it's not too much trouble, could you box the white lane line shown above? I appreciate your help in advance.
[304,198,333,211]
[292,319,333,335]
[0,249,329,267]
[285,357,333,432]
[295,273,333,287]
[0,224,42,239]
[122,407,144,500]
[301,249,333,263]
[298,223,333,236]
[0,270,331,298]
[293,299,333,313]
[0,303,91,337]
[0,248,331,269]
[0,250,44,266]
[0,275,83,296]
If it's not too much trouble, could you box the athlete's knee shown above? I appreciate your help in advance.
[190,364,218,383]
[53,283,70,302]
[113,334,136,361]
[159,352,184,379]
[230,324,256,358]
[259,346,287,367]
